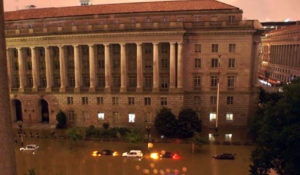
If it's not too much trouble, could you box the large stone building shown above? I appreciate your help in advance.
[4,0,262,140]
[260,22,300,84]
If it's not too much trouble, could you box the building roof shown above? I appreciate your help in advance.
[4,0,239,21]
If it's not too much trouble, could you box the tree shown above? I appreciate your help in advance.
[154,108,177,138]
[177,109,202,138]
[102,122,110,130]
[125,129,143,145]
[249,78,300,175]
[56,111,67,129]
[66,127,83,142]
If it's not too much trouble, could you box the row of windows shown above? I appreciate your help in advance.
[192,96,234,105]
[67,96,168,106]
[209,112,234,121]
[194,58,235,68]
[194,44,236,53]
[193,76,235,89]
[67,111,154,124]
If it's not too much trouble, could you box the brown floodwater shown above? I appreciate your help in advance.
[16,139,253,175]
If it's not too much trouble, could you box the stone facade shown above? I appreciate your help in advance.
[4,0,262,140]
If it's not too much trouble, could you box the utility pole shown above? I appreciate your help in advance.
[214,55,222,137]
[0,0,17,174]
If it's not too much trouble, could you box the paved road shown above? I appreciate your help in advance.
[16,139,253,175]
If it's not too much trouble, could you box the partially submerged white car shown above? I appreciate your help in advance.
[20,144,39,151]
[122,150,143,158]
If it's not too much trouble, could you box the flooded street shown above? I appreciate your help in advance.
[16,139,253,175]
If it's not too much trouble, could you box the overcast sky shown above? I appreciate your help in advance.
[3,0,300,22]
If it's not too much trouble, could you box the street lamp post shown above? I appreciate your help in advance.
[214,54,222,137]
[145,121,151,142]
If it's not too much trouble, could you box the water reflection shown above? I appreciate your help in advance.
[16,139,252,175]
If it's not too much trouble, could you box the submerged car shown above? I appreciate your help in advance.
[122,150,143,158]
[160,151,180,160]
[91,149,118,157]
[20,144,39,151]
[212,153,235,160]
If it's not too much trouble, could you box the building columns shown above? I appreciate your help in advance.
[89,44,96,92]
[104,43,111,92]
[31,47,39,92]
[136,42,143,92]
[153,42,159,92]
[45,46,53,92]
[169,42,176,90]
[17,48,25,92]
[59,45,67,92]
[177,42,183,90]
[74,45,81,92]
[6,49,12,90]
[120,43,127,92]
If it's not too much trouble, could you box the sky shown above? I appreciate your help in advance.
[3,0,300,22]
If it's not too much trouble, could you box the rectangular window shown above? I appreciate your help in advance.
[97,113,105,120]
[128,113,135,123]
[160,78,169,89]
[112,97,119,105]
[226,113,234,121]
[211,58,219,68]
[209,113,216,121]
[229,44,236,53]
[67,111,75,122]
[161,58,169,69]
[67,97,73,105]
[194,96,201,105]
[227,76,235,88]
[225,134,232,142]
[193,75,201,89]
[210,96,217,105]
[128,97,135,105]
[229,58,235,68]
[161,97,167,106]
[208,133,215,142]
[82,97,88,105]
[97,97,104,105]
[113,112,119,123]
[212,44,218,53]
[82,111,89,122]
[228,16,235,23]
[210,76,218,88]
[144,97,151,106]
[195,44,201,53]
[98,60,104,69]
[195,58,201,68]
[227,96,234,105]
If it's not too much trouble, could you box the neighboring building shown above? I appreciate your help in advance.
[4,0,262,139]
[260,23,300,84]
[261,21,298,32]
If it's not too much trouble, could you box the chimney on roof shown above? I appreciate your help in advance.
[79,0,92,6]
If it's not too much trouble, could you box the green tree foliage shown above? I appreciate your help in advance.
[125,129,143,145]
[56,111,67,129]
[177,109,202,138]
[249,79,300,175]
[102,122,110,130]
[66,127,83,141]
[154,108,178,138]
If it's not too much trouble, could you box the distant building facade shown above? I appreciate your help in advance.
[260,23,300,84]
[4,0,262,141]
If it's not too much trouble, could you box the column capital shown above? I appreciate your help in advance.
[88,43,95,47]
[103,43,110,47]
[170,41,177,45]
[120,42,127,47]
[73,44,80,48]
[153,42,160,45]
[136,42,143,46]
[177,41,184,45]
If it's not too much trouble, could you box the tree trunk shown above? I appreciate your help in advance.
[0,0,17,174]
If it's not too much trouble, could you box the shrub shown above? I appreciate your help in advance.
[154,108,177,138]
[86,125,97,138]
[125,129,143,145]
[102,122,110,130]
[56,111,67,129]
[192,132,208,148]
[66,127,83,141]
